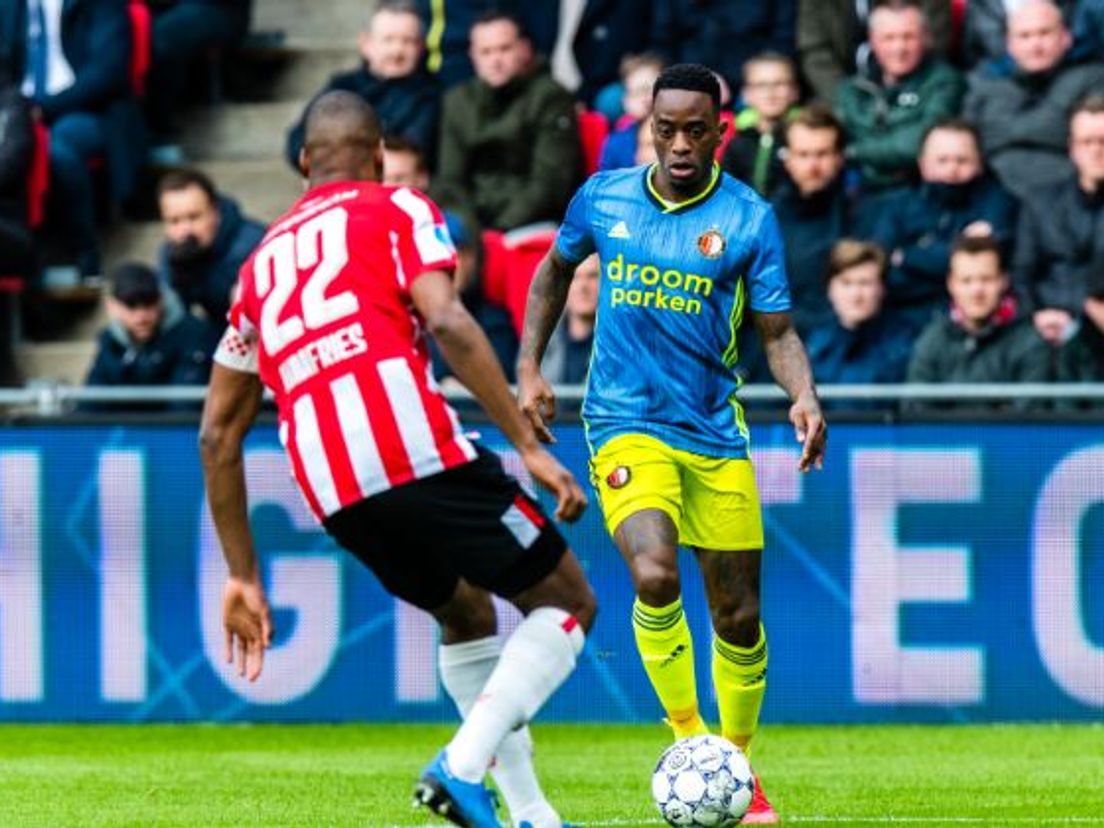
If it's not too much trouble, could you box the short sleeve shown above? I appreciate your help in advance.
[389,187,458,286]
[213,323,259,374]
[555,179,596,264]
[746,206,792,313]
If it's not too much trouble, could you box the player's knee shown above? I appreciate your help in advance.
[711,600,761,648]
[573,583,598,632]
[434,587,498,644]
[632,557,681,607]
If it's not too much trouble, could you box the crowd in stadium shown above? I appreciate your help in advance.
[0,0,1102,403]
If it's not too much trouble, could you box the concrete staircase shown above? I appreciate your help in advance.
[20,0,367,384]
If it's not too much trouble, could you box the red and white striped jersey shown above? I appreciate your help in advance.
[215,180,476,521]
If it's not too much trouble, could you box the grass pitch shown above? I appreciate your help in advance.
[0,723,1102,826]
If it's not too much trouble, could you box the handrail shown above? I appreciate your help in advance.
[0,382,1102,416]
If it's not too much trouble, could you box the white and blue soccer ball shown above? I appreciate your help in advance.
[651,734,755,827]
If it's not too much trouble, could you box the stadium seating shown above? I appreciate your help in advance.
[128,0,152,98]
[481,223,558,336]
[577,110,610,177]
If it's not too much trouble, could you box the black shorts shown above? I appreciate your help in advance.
[323,447,567,611]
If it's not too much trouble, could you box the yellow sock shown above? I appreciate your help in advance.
[632,596,707,739]
[712,623,768,754]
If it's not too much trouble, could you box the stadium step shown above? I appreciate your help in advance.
[180,101,303,162]
[193,160,302,223]
[252,0,365,44]
[17,341,97,386]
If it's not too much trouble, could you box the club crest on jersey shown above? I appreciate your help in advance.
[697,227,726,259]
[606,466,632,489]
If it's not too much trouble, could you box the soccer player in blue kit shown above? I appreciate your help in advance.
[517,64,827,824]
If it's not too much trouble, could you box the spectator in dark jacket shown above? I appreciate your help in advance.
[962,0,1077,67]
[0,78,33,279]
[85,263,218,407]
[572,0,655,108]
[721,52,801,198]
[1012,95,1104,347]
[806,240,913,389]
[146,0,252,147]
[771,106,851,333]
[798,0,951,103]
[964,0,1104,201]
[0,0,145,281]
[1074,0,1104,59]
[287,1,440,171]
[1057,293,1104,385]
[433,12,579,232]
[156,168,265,337]
[651,0,796,93]
[835,1,964,192]
[871,119,1017,333]
[908,235,1052,407]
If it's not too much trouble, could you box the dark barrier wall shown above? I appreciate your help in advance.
[0,421,1101,722]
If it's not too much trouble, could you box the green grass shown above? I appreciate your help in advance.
[0,723,1102,826]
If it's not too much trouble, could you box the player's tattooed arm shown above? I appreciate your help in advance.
[519,247,577,369]
[517,248,579,442]
[753,311,827,472]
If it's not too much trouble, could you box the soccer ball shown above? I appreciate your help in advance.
[651,734,755,827]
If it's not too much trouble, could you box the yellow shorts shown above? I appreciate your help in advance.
[588,433,764,550]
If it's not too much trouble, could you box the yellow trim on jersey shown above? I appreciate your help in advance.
[426,0,445,73]
[721,277,746,369]
[589,433,764,550]
[646,163,721,214]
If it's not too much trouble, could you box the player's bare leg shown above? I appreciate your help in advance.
[615,509,708,739]
[432,580,583,828]
[695,547,778,824]
[423,552,595,827]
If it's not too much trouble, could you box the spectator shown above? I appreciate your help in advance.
[1057,293,1104,384]
[798,0,952,103]
[286,0,440,171]
[598,53,663,171]
[651,0,796,94]
[382,133,430,188]
[1074,0,1104,59]
[805,240,913,387]
[1012,95,1104,347]
[870,119,1017,332]
[835,0,964,192]
[907,235,1052,404]
[146,0,252,153]
[771,105,851,332]
[0,76,34,280]
[433,11,579,232]
[1,0,146,283]
[964,0,1104,201]
[542,252,598,385]
[85,263,217,406]
[156,169,264,337]
[570,0,655,108]
[962,0,1077,68]
[721,52,801,197]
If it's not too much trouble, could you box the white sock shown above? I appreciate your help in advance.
[445,608,584,788]
[439,637,561,827]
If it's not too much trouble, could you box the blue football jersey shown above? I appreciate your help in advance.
[555,163,791,458]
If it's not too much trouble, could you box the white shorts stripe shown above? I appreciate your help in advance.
[377,357,445,479]
[330,374,390,499]
[500,503,540,549]
[292,395,341,515]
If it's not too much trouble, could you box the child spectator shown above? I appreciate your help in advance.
[598,53,664,171]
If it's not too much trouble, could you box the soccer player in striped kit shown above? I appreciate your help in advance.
[200,90,594,828]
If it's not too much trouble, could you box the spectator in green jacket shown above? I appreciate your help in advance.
[432,11,580,232]
[907,235,1052,409]
[834,0,964,192]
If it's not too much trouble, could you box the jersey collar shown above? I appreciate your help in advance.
[644,162,722,214]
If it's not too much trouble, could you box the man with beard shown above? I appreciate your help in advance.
[156,168,265,339]
[870,119,1017,333]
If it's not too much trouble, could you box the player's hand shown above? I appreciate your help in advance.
[521,446,588,522]
[789,391,826,472]
[223,574,273,682]
[517,363,557,444]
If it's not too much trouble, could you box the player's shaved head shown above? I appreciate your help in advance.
[300,90,384,186]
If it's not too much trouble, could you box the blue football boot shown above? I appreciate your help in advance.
[413,750,502,828]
